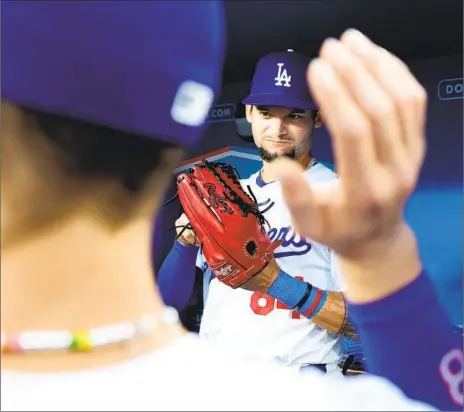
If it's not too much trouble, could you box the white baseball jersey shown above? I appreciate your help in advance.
[1,333,435,411]
[197,162,344,368]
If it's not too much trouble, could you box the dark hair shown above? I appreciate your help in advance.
[21,107,178,194]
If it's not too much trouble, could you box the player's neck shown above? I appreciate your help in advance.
[261,153,313,183]
[1,213,187,371]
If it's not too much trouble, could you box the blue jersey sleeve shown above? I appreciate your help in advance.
[348,271,463,411]
[156,240,199,311]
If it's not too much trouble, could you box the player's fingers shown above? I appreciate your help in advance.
[176,214,198,244]
[341,29,427,171]
[180,213,191,224]
[178,229,198,246]
[307,58,376,195]
[319,38,405,170]
[271,158,317,236]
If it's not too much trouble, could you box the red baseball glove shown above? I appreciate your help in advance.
[176,159,280,289]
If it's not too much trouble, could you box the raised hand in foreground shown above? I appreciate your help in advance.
[273,29,427,302]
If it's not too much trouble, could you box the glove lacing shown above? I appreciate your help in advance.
[162,159,276,245]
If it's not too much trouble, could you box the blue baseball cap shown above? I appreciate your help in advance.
[1,1,226,147]
[242,49,317,110]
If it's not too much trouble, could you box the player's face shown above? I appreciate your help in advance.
[246,105,315,162]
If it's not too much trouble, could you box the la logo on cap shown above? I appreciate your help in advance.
[275,63,291,87]
[274,49,295,88]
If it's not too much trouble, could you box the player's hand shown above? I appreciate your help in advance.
[273,29,427,261]
[175,213,199,247]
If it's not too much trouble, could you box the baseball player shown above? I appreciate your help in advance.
[1,1,459,411]
[158,50,355,376]
[157,37,463,410]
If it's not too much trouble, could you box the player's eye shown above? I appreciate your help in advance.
[260,111,271,119]
[289,114,302,120]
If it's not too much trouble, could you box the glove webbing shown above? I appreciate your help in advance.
[201,160,275,225]
[162,159,276,243]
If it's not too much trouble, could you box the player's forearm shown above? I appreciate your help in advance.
[259,269,358,338]
[310,291,358,339]
[156,240,199,311]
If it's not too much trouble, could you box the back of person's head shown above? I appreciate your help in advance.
[1,1,226,245]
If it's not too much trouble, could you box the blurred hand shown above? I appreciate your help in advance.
[273,29,427,262]
[175,213,199,247]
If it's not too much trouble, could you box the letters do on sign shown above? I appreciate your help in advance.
[438,78,463,101]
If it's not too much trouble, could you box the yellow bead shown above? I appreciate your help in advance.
[70,332,93,351]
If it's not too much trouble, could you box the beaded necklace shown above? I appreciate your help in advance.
[1,306,179,354]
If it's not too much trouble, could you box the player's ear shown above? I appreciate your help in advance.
[245,105,253,124]
[314,110,323,128]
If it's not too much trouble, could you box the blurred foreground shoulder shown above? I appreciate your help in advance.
[1,333,436,411]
